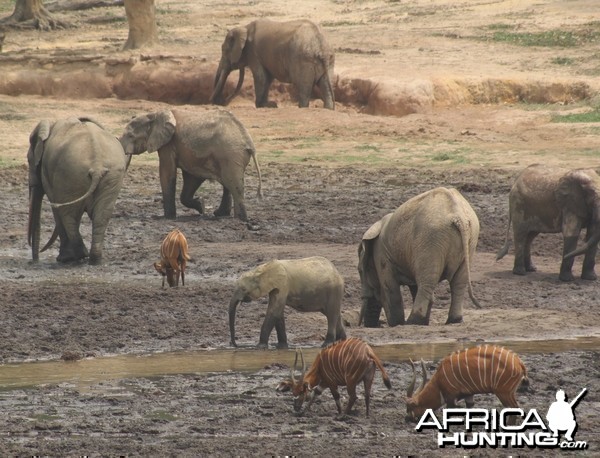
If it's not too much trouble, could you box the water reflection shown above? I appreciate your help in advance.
[0,336,597,391]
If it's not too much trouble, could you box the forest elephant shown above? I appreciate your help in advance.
[27,117,127,264]
[210,19,335,110]
[228,256,346,349]
[358,187,481,327]
[119,108,262,222]
[496,164,600,281]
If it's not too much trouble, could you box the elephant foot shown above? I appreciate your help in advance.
[581,271,597,281]
[559,271,575,282]
[256,342,269,350]
[276,342,289,350]
[406,314,429,325]
[526,264,537,272]
[512,266,527,276]
[88,255,103,266]
[214,207,231,218]
[445,316,464,325]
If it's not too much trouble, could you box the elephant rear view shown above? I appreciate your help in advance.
[211,19,335,109]
[496,164,600,281]
[119,108,262,222]
[358,187,481,327]
[27,117,127,264]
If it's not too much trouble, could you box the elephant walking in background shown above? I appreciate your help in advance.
[119,108,262,222]
[27,117,127,264]
[228,256,346,349]
[358,187,481,327]
[496,164,600,281]
[211,19,335,110]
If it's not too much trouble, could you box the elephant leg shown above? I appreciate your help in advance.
[322,309,343,346]
[88,184,121,265]
[560,215,583,281]
[214,186,232,217]
[180,170,205,215]
[447,264,468,324]
[55,207,87,263]
[406,282,435,325]
[581,232,598,280]
[252,67,275,108]
[361,296,382,328]
[258,291,286,348]
[274,316,288,349]
[513,225,535,275]
[159,154,178,219]
[221,169,247,221]
[317,74,334,110]
[408,285,418,301]
[379,271,405,326]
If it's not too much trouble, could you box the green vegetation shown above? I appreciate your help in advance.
[145,410,178,421]
[551,109,600,123]
[473,23,600,47]
[430,149,470,165]
[551,56,575,66]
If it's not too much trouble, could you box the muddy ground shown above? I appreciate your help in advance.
[0,0,599,456]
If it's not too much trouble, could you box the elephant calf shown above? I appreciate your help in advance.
[496,164,600,281]
[358,187,481,327]
[119,108,262,222]
[229,256,346,349]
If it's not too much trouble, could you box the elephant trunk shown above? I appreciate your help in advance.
[210,65,245,106]
[564,201,600,259]
[229,295,241,347]
[210,62,230,106]
[28,186,43,261]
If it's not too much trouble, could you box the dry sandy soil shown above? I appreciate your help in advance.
[0,0,599,456]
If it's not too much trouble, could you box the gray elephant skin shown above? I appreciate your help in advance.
[229,256,346,349]
[27,117,127,264]
[119,108,262,222]
[211,19,335,110]
[358,187,481,327]
[496,164,600,281]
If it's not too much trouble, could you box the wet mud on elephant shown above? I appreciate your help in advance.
[27,117,127,264]
[211,19,335,110]
[119,108,262,222]
[358,187,481,327]
[496,164,600,281]
[228,256,347,349]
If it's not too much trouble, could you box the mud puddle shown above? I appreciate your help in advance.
[1,336,597,392]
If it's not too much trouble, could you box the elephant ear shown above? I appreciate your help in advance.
[28,120,51,171]
[147,110,176,153]
[228,26,248,65]
[556,170,595,219]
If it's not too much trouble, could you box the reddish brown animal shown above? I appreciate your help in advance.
[405,345,528,422]
[277,337,392,416]
[154,229,191,287]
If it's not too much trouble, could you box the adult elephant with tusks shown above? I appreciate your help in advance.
[228,256,346,349]
[27,117,127,264]
[358,187,481,327]
[496,164,600,281]
[119,108,262,222]
[210,19,335,110]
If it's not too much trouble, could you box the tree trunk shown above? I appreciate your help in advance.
[123,0,158,50]
[0,0,68,30]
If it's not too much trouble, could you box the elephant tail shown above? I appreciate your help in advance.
[50,168,108,208]
[496,211,512,261]
[250,149,263,200]
[456,218,482,309]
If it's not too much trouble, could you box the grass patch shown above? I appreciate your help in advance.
[551,109,600,123]
[471,24,600,47]
[354,144,381,152]
[145,410,178,421]
[551,56,575,66]
[430,149,470,165]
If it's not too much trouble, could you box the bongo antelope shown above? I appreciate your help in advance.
[154,229,190,287]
